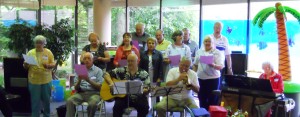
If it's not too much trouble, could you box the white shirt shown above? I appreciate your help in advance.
[194,48,224,79]
[165,44,192,60]
[166,67,199,100]
[209,34,231,56]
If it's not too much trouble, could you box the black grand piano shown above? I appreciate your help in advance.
[221,75,284,117]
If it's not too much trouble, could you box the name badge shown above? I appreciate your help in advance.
[42,55,48,60]
[274,78,279,82]
[91,76,96,80]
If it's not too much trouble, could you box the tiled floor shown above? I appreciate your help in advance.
[0,97,199,117]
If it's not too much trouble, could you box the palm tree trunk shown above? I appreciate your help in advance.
[275,4,291,81]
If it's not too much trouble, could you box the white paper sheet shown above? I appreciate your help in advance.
[22,54,38,65]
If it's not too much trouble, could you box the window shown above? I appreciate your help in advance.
[111,7,126,46]
[248,1,300,83]
[128,0,160,38]
[202,1,247,53]
[19,10,37,26]
[162,5,200,44]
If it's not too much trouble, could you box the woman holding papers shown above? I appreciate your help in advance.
[23,35,55,117]
[193,36,224,110]
[81,33,110,71]
[114,32,140,67]
[165,30,191,67]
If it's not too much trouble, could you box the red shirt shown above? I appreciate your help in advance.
[113,45,140,66]
[259,72,284,93]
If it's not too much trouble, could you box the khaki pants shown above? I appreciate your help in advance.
[66,91,100,117]
[155,97,198,117]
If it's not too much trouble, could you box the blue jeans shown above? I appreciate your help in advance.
[198,78,220,110]
[28,82,52,117]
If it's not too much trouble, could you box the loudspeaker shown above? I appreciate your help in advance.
[231,54,248,76]
[4,58,31,114]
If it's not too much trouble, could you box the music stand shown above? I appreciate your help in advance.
[112,80,144,115]
[152,85,183,117]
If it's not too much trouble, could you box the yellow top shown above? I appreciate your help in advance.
[155,39,171,51]
[27,48,54,84]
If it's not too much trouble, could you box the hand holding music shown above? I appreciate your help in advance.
[163,58,171,64]
[78,75,88,80]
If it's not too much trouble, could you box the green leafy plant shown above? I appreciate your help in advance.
[34,19,74,73]
[6,21,34,57]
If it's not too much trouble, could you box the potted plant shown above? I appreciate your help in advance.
[6,20,34,57]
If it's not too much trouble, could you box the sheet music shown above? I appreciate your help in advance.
[22,54,38,65]
[128,80,143,94]
[113,80,143,95]
[151,85,183,97]
[113,81,127,94]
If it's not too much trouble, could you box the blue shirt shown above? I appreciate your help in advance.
[75,65,103,91]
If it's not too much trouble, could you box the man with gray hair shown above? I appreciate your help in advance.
[209,22,233,75]
[155,56,199,117]
[183,28,199,58]
[66,52,103,117]
[131,23,150,51]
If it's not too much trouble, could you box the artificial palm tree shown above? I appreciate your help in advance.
[253,2,300,81]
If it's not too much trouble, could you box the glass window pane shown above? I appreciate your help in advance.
[19,10,37,26]
[202,1,247,53]
[41,10,55,26]
[129,0,160,38]
[162,5,200,44]
[1,7,17,27]
[111,7,126,46]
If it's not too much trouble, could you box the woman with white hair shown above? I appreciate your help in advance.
[259,62,284,93]
[23,35,55,117]
[193,36,224,110]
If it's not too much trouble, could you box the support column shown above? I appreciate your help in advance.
[93,0,111,46]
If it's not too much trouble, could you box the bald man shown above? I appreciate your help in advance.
[209,22,233,75]
[66,52,103,117]
[104,53,150,117]
[131,23,150,51]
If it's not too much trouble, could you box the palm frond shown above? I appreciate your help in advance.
[284,6,300,24]
[278,5,287,20]
[258,10,275,28]
[253,7,276,26]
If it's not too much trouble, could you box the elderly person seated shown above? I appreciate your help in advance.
[259,61,284,93]
[155,57,199,117]
[104,53,150,117]
[66,52,103,117]
[259,62,284,117]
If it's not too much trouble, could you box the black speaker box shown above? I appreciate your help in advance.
[4,58,31,114]
[231,54,248,76]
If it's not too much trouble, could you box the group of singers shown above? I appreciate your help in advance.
[0,21,283,117]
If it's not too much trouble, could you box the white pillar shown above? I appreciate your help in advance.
[93,0,111,46]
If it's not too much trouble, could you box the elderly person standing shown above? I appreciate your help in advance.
[155,29,171,55]
[66,52,103,117]
[183,28,199,59]
[209,22,233,75]
[165,30,191,67]
[156,57,199,117]
[259,62,284,93]
[23,35,55,117]
[193,36,224,110]
[131,23,150,51]
[139,37,164,83]
[81,33,110,71]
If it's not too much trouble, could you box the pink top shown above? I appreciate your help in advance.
[259,72,284,93]
[113,45,140,66]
